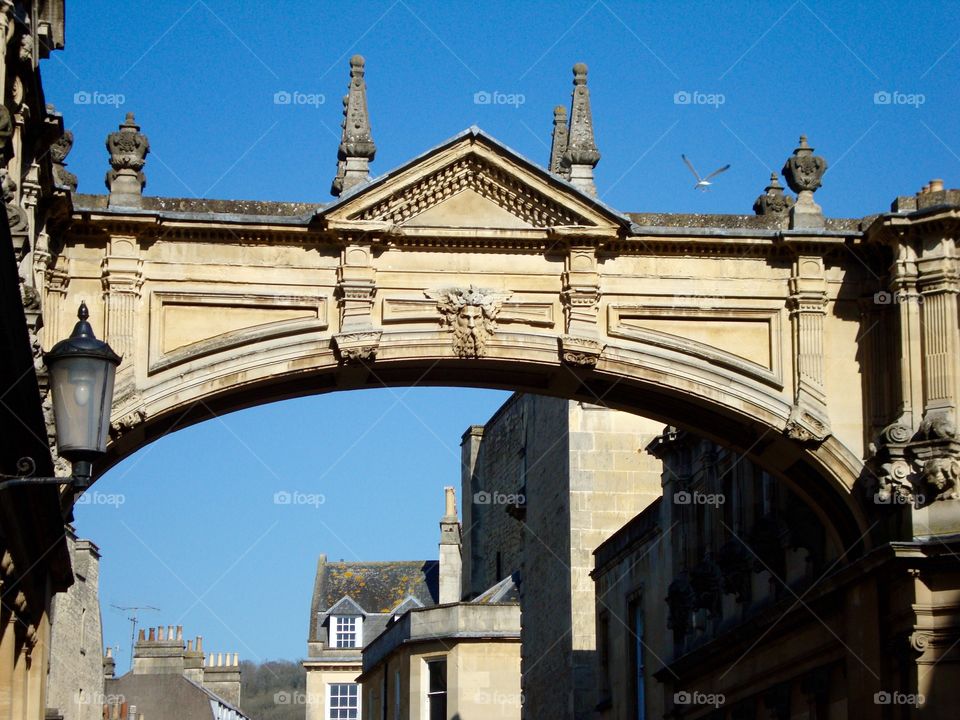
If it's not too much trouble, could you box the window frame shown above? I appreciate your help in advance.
[327,682,360,720]
[331,615,362,649]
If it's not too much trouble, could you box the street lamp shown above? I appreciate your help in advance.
[0,302,121,491]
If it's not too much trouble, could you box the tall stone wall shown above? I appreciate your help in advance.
[461,393,664,720]
[567,404,663,718]
[517,394,574,720]
[46,532,105,720]
[460,395,527,599]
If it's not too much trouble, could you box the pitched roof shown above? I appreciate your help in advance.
[105,674,250,720]
[308,556,439,641]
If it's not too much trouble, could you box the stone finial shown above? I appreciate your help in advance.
[548,105,569,178]
[781,135,827,229]
[105,112,149,208]
[562,62,601,196]
[331,55,376,197]
[753,172,794,217]
[50,129,78,191]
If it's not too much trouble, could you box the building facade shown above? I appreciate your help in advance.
[593,426,932,718]
[45,530,104,720]
[358,594,521,720]
[461,394,664,720]
[305,555,440,720]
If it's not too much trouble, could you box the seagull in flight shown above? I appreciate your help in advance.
[682,155,731,191]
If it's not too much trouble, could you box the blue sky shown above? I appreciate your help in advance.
[44,1,960,663]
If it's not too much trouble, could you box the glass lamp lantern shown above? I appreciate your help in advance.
[43,302,121,483]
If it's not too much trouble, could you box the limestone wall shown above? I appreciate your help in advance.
[46,534,105,720]
[463,393,664,720]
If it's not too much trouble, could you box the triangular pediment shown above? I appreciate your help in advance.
[319,128,627,233]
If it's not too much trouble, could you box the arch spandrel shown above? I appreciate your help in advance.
[52,127,881,546]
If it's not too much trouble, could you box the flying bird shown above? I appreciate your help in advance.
[682,155,731,191]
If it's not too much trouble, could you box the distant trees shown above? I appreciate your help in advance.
[239,659,306,720]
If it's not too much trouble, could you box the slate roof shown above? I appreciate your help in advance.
[308,556,439,642]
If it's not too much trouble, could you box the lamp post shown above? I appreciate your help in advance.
[0,302,121,491]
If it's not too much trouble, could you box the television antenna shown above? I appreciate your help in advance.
[111,604,160,671]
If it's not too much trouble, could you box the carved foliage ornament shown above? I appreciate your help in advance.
[105,113,149,188]
[428,286,511,359]
[782,135,827,194]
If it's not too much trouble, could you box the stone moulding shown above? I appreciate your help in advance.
[606,303,783,389]
[147,291,328,374]
[354,155,586,228]
[332,330,382,363]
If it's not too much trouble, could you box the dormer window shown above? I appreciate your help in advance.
[333,616,362,648]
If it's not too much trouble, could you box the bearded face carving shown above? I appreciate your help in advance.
[429,286,511,359]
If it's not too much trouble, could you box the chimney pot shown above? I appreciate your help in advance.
[176,626,183,641]
[187,640,193,652]
[196,636,203,653]
[148,628,155,641]
[138,629,145,642]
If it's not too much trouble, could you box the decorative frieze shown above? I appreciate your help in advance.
[356,155,583,228]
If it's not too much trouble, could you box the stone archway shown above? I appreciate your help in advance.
[49,126,896,552]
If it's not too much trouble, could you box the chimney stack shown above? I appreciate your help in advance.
[439,486,462,604]
[103,646,116,680]
[203,651,242,707]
